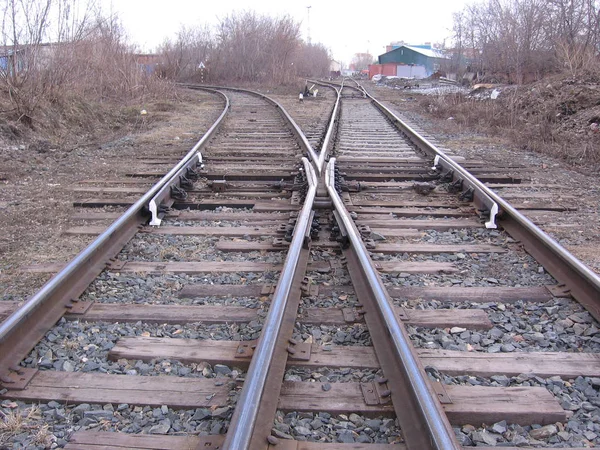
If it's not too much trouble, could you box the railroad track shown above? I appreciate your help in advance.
[1,81,600,450]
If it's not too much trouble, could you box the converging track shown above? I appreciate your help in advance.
[1,81,600,450]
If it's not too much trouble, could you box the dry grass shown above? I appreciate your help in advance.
[0,405,52,447]
[0,12,179,148]
[419,75,600,167]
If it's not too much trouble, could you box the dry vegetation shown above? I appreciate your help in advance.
[421,72,600,165]
[0,3,329,147]
[424,0,600,166]
[0,405,52,447]
[158,11,331,84]
[449,0,600,83]
[0,0,178,148]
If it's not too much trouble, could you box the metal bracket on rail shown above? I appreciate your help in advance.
[286,338,312,361]
[431,381,453,404]
[361,378,392,405]
[236,338,313,362]
[330,210,350,247]
[235,341,257,359]
[303,211,315,248]
[185,166,201,181]
[170,184,188,200]
[65,298,94,315]
[148,152,202,226]
[432,155,499,229]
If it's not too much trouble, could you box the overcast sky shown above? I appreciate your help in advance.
[101,0,471,64]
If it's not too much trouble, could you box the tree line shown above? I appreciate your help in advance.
[450,0,600,82]
[158,11,331,84]
[0,2,331,128]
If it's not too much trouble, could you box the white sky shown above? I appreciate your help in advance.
[101,0,470,65]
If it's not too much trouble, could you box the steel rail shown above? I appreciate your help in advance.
[309,79,342,173]
[309,81,458,448]
[0,90,229,368]
[325,158,460,450]
[148,89,230,226]
[222,157,318,450]
[361,86,600,317]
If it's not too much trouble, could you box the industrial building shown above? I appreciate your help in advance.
[369,44,448,80]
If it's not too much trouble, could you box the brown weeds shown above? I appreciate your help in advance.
[419,76,600,166]
[0,405,52,447]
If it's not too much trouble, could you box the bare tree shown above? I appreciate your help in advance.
[265,15,301,83]
[159,11,319,84]
[159,25,213,80]
[351,52,374,71]
[294,42,331,78]
[0,0,168,127]
[453,0,600,82]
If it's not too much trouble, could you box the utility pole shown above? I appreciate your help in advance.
[306,6,312,44]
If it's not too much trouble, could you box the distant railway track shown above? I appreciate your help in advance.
[1,81,600,450]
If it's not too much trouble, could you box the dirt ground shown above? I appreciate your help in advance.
[364,82,600,276]
[0,88,224,302]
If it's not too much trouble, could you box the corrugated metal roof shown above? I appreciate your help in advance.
[403,45,448,59]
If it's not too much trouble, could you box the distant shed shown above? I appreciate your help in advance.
[375,45,447,79]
